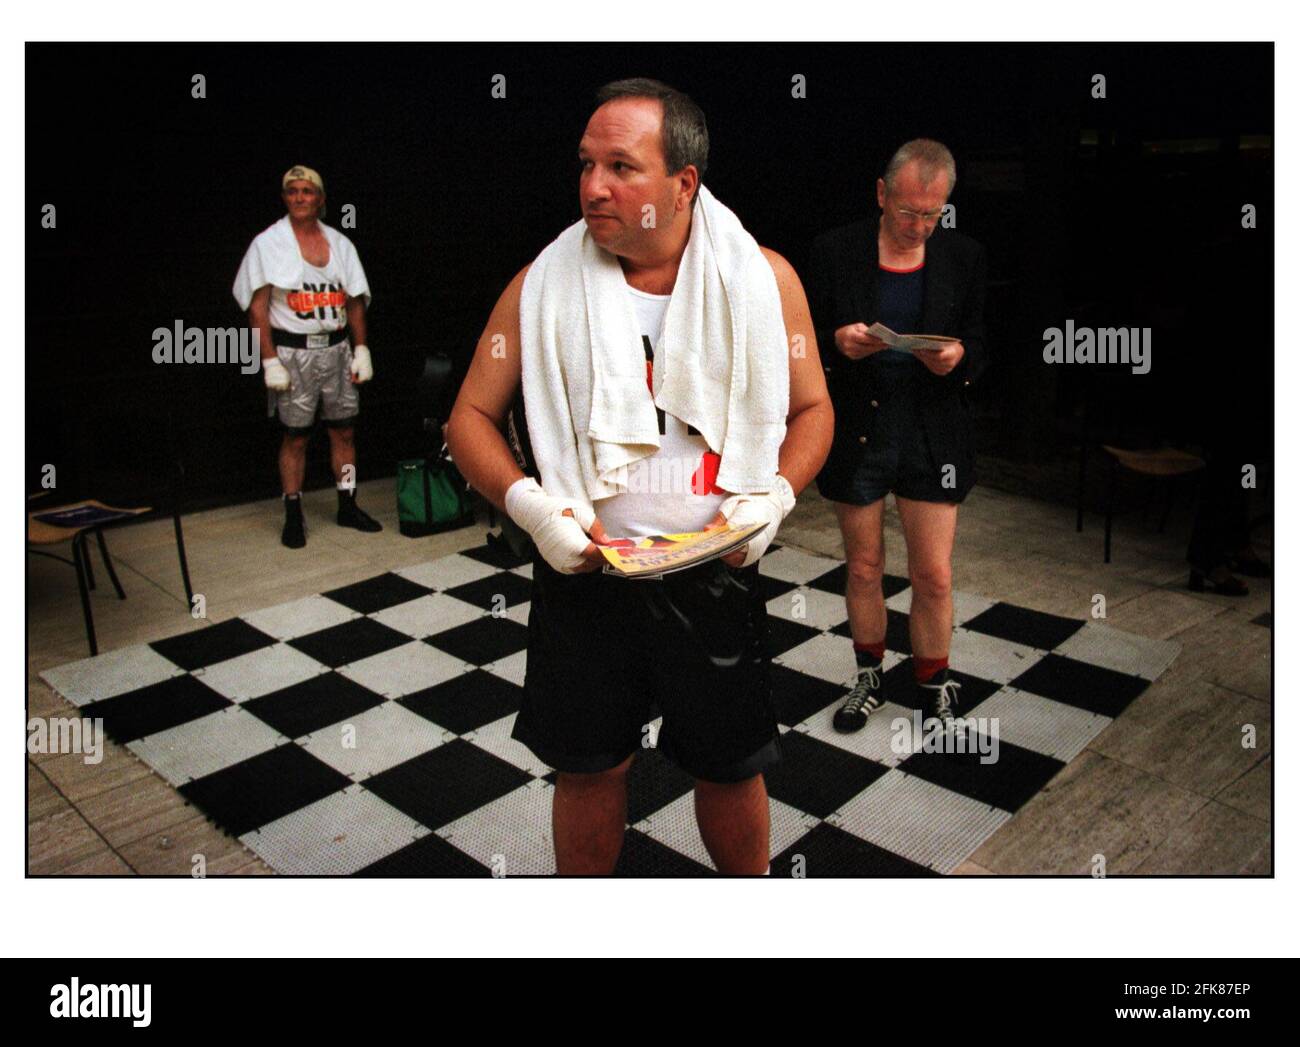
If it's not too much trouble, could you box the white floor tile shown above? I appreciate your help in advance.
[128,706,286,786]
[241,595,360,641]
[299,701,452,779]
[241,784,428,875]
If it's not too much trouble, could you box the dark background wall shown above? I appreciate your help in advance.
[26,43,1273,510]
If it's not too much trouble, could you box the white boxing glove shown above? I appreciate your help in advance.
[262,358,291,392]
[504,477,598,574]
[351,344,373,383]
[718,474,797,567]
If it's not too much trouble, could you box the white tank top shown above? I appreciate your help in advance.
[594,287,728,539]
[267,256,350,334]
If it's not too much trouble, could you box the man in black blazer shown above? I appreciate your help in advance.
[806,139,987,736]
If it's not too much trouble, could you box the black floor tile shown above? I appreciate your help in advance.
[179,744,353,837]
[83,674,232,743]
[899,739,1065,813]
[150,619,278,672]
[364,740,533,830]
[963,602,1085,650]
[614,828,714,877]
[323,573,433,615]
[354,832,494,877]
[769,665,850,727]
[400,670,524,735]
[755,573,800,604]
[1010,653,1149,717]
[807,564,909,599]
[625,746,695,825]
[442,570,533,611]
[831,607,912,654]
[244,673,387,739]
[459,541,531,571]
[765,615,825,658]
[288,617,412,668]
[770,821,937,877]
[424,616,530,666]
[764,730,890,818]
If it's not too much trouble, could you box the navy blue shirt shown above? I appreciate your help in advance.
[876,263,925,362]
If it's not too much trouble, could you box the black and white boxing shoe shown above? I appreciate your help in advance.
[833,663,884,733]
[918,669,962,731]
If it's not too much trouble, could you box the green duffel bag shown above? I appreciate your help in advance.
[396,455,475,537]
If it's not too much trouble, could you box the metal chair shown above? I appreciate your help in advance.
[28,496,194,656]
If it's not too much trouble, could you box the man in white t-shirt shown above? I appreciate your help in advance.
[235,165,381,548]
[447,80,833,875]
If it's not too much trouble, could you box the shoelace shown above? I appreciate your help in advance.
[843,666,883,715]
[923,677,962,722]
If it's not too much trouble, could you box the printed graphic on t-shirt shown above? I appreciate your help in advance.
[287,284,347,321]
[594,289,729,540]
[267,260,350,335]
[640,334,722,496]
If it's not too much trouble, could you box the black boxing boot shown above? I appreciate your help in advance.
[281,493,306,549]
[337,487,383,533]
[917,667,962,732]
[833,661,884,733]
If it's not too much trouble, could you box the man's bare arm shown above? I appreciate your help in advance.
[761,246,834,493]
[346,296,367,346]
[248,286,275,361]
[445,266,531,512]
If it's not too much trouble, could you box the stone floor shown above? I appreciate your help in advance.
[26,477,1272,875]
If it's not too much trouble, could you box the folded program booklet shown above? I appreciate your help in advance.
[866,323,954,353]
[598,521,769,579]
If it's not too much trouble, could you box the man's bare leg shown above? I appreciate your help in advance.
[695,774,770,874]
[834,499,888,646]
[553,754,633,875]
[895,497,958,658]
[279,432,309,495]
[327,425,356,484]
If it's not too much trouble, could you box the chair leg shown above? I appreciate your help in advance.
[72,533,98,656]
[83,533,97,591]
[1104,459,1117,564]
[1076,443,1087,532]
[94,528,127,599]
[173,511,195,607]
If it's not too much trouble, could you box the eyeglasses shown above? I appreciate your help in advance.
[892,206,944,224]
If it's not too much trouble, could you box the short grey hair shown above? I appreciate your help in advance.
[883,138,956,193]
[594,78,709,203]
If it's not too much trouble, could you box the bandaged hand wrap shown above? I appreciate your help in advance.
[263,359,291,391]
[718,474,797,567]
[351,344,373,383]
[504,478,597,574]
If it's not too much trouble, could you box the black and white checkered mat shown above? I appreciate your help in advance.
[40,540,1180,876]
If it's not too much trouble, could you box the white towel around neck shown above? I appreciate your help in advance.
[232,215,372,311]
[519,184,789,508]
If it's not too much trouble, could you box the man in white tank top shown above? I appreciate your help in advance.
[447,80,834,876]
[594,286,728,539]
[240,166,381,549]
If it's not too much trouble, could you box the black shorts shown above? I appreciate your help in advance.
[511,555,782,784]
[817,357,968,506]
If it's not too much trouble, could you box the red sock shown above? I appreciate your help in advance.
[853,640,886,663]
[913,655,949,683]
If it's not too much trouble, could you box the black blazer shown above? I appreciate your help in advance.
[807,218,988,497]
